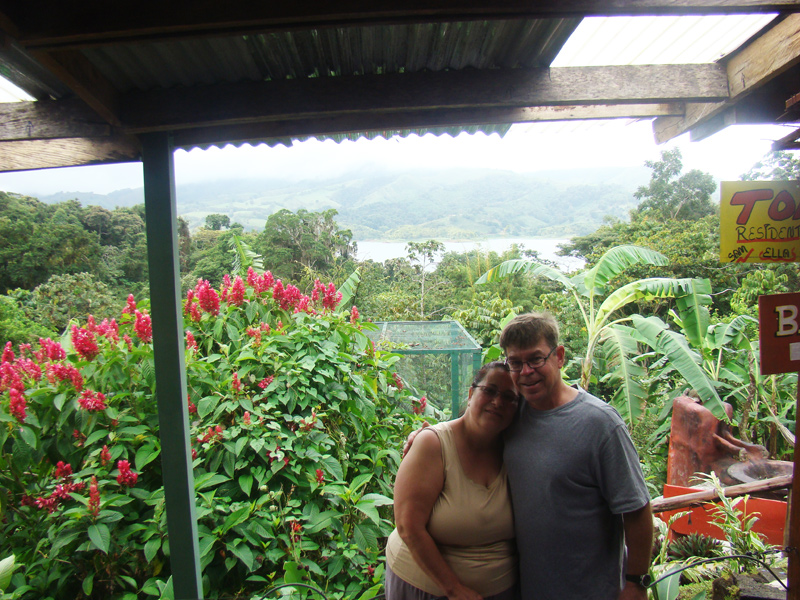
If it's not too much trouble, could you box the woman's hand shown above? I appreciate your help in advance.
[446,582,484,600]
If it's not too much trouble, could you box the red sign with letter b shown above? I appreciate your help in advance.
[759,292,800,375]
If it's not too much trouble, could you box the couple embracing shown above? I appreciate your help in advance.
[386,313,653,600]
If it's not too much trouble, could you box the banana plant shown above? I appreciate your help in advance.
[476,245,708,424]
[630,276,753,421]
[229,233,264,275]
[634,284,797,436]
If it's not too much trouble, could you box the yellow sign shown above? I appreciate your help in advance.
[720,180,800,263]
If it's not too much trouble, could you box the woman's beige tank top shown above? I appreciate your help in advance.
[386,421,517,596]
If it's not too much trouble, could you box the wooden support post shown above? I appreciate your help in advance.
[788,372,800,600]
[141,132,203,600]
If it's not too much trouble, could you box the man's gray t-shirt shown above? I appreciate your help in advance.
[504,389,649,600]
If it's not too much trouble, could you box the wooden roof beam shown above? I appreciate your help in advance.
[121,64,728,133]
[653,13,800,143]
[0,1,796,50]
[0,98,112,140]
[172,103,686,149]
[27,48,122,127]
[0,136,140,172]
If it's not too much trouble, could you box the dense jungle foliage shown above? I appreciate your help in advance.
[1,148,799,600]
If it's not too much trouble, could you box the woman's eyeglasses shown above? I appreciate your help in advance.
[472,385,519,405]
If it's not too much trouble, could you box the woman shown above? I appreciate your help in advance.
[385,362,519,600]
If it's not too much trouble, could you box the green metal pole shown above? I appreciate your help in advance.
[141,133,203,600]
[450,352,459,418]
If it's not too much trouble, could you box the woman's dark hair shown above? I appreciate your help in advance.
[471,361,510,387]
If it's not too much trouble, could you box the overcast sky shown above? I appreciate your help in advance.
[0,120,792,198]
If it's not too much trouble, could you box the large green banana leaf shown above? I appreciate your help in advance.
[594,278,700,328]
[338,268,362,307]
[475,259,576,290]
[707,315,756,350]
[632,315,727,420]
[581,245,669,296]
[229,234,264,275]
[599,324,647,425]
[672,278,712,350]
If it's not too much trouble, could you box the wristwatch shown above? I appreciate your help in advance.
[625,573,652,587]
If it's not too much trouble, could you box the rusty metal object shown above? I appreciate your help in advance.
[667,396,770,487]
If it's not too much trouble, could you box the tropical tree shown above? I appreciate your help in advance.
[256,209,356,285]
[631,148,717,222]
[204,213,231,230]
[405,240,446,319]
[741,150,800,181]
[477,245,709,424]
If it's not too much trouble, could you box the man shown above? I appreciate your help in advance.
[499,312,652,600]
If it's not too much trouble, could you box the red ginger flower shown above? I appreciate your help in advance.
[71,326,99,361]
[316,468,324,484]
[258,375,274,389]
[97,318,119,342]
[55,461,73,480]
[88,476,100,516]
[116,460,138,487]
[134,310,153,344]
[228,276,245,306]
[195,279,220,315]
[186,331,197,351]
[2,341,14,363]
[78,389,107,411]
[101,445,111,466]
[322,283,341,310]
[243,411,251,426]
[413,395,427,415]
[393,373,404,390]
[9,388,27,423]
[232,372,242,393]
[39,337,66,361]
[350,305,360,324]
[123,334,133,352]
[187,396,197,414]
[122,294,137,315]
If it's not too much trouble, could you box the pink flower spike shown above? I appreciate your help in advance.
[78,389,107,412]
[88,476,100,516]
[134,310,153,344]
[1,341,14,364]
[71,326,99,361]
[8,388,27,423]
[122,294,137,315]
[116,460,138,487]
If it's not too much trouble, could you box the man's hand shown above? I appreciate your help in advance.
[618,580,648,600]
[402,421,430,457]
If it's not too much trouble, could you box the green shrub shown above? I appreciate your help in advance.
[1,269,422,599]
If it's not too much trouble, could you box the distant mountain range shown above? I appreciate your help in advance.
[40,165,652,240]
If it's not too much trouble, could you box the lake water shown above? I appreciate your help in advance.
[356,238,584,271]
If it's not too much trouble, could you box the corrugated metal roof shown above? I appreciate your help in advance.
[84,19,580,92]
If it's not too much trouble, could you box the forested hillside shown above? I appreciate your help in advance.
[40,166,650,239]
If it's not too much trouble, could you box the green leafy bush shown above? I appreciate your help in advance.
[1,269,421,599]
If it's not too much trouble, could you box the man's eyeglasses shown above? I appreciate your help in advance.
[504,347,557,372]
[472,385,519,405]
